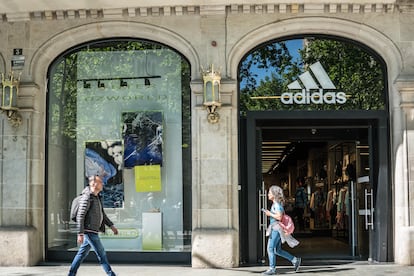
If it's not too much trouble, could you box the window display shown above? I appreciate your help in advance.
[47,40,191,257]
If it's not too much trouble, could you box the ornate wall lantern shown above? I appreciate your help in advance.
[202,65,221,124]
[1,72,22,127]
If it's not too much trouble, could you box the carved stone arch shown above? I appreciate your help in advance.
[0,54,6,74]
[29,21,199,86]
[228,16,402,107]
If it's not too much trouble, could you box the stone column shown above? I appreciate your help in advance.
[394,76,414,265]
[190,78,239,268]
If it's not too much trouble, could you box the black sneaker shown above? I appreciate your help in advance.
[294,257,301,272]
[263,268,276,275]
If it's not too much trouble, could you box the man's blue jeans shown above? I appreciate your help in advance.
[267,229,294,269]
[68,232,116,276]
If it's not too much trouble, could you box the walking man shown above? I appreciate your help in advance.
[68,175,118,276]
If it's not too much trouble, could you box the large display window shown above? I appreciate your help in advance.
[46,39,192,257]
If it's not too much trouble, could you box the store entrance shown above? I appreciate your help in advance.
[257,130,371,262]
[240,111,391,264]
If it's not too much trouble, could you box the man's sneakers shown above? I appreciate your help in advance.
[263,267,276,275]
[293,257,302,272]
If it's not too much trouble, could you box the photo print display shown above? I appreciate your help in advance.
[85,140,124,208]
[122,111,163,168]
[122,111,163,193]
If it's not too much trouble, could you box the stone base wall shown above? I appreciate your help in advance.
[0,227,41,266]
[394,226,414,265]
[191,229,239,268]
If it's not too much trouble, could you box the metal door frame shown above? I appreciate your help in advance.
[244,110,392,264]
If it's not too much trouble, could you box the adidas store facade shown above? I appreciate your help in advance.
[0,0,413,268]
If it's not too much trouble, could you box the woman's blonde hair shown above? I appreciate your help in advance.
[269,185,285,205]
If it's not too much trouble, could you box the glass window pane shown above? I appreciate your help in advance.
[239,37,386,114]
[47,40,191,255]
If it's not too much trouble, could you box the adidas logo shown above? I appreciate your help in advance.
[281,61,347,105]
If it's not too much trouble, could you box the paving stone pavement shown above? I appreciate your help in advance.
[0,261,413,276]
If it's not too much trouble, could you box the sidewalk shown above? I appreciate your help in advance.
[0,261,412,276]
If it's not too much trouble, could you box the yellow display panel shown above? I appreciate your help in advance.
[135,165,161,192]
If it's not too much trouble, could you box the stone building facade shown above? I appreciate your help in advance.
[0,0,413,268]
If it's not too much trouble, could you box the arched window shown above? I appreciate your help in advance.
[46,39,192,259]
[239,37,386,114]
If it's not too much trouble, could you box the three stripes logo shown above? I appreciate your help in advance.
[281,61,347,105]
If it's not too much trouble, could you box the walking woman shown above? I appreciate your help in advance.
[262,185,301,275]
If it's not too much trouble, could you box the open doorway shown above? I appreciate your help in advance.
[259,127,370,261]
[240,111,391,265]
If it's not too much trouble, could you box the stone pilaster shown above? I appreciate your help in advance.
[0,81,43,266]
[394,75,414,265]
[190,78,239,268]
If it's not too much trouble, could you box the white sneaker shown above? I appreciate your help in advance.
[263,268,276,275]
[293,257,301,272]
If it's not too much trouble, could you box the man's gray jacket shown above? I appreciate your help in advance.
[77,186,114,234]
